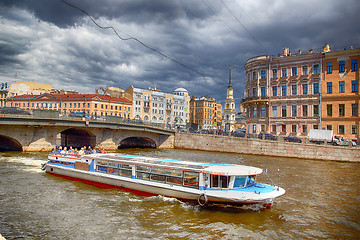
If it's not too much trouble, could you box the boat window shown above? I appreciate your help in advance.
[107,167,119,175]
[246,175,256,187]
[183,172,199,188]
[136,172,150,180]
[97,160,108,166]
[136,165,150,172]
[119,164,132,177]
[211,175,230,189]
[165,169,183,185]
[233,177,246,188]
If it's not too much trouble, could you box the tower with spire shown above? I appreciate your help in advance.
[223,65,236,131]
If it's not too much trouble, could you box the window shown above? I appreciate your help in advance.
[260,106,266,117]
[303,125,307,133]
[272,106,277,117]
[313,83,319,94]
[339,81,345,93]
[272,69,278,78]
[292,125,297,133]
[261,87,266,97]
[291,85,297,95]
[252,88,257,97]
[314,105,319,117]
[291,67,298,76]
[352,80,358,92]
[252,125,256,133]
[352,59,358,71]
[252,107,257,117]
[327,62,332,73]
[261,70,266,79]
[327,104,333,117]
[302,65,308,75]
[352,104,358,116]
[282,124,286,133]
[313,125,319,129]
[292,105,297,117]
[352,125,358,135]
[338,125,345,134]
[282,68,287,77]
[272,86,277,96]
[282,106,287,117]
[302,105,308,117]
[302,84,308,95]
[327,125,332,131]
[339,61,345,73]
[313,64,319,74]
[253,71,257,80]
[327,82,333,93]
[272,125,277,133]
[282,85,287,96]
[339,104,345,117]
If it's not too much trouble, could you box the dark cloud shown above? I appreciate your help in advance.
[0,0,359,107]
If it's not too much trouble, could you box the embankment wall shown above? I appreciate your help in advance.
[174,133,360,162]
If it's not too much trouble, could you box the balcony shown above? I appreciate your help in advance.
[241,96,269,104]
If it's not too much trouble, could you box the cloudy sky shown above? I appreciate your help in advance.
[1,0,359,108]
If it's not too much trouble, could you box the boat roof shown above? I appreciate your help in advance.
[82,153,263,176]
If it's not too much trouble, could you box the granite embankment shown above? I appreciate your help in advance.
[174,133,360,162]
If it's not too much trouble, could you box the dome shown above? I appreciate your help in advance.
[173,87,188,93]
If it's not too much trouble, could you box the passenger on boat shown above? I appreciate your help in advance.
[78,148,85,156]
[57,146,62,154]
[60,147,68,155]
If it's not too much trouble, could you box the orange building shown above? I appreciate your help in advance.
[6,93,132,118]
[322,47,359,142]
[190,96,222,130]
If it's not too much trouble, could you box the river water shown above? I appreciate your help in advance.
[0,149,359,239]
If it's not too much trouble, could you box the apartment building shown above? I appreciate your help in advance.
[125,86,190,126]
[6,93,132,118]
[241,48,322,136]
[190,96,222,130]
[322,47,359,142]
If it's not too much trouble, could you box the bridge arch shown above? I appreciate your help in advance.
[60,128,96,149]
[118,137,156,149]
[0,135,23,151]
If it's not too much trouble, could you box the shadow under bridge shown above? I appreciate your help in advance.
[61,128,96,149]
[118,137,156,149]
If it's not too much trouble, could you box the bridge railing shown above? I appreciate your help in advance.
[0,113,176,131]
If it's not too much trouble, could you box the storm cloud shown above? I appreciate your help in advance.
[0,0,359,107]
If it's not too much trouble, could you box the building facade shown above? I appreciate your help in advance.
[241,48,322,136]
[190,96,222,130]
[223,66,236,131]
[125,86,190,127]
[322,48,359,142]
[0,82,9,107]
[6,93,132,118]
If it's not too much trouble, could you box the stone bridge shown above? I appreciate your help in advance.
[0,116,175,151]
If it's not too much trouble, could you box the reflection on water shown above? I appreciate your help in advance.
[0,149,359,239]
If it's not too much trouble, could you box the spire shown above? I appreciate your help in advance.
[228,65,232,88]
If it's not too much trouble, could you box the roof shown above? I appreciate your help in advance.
[173,87,188,92]
[83,153,263,176]
[8,93,132,104]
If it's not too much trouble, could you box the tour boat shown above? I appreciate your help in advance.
[42,153,285,208]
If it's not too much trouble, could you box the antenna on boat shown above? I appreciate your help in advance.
[277,169,280,191]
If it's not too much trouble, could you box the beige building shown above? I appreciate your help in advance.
[190,96,222,130]
[7,93,132,118]
[125,86,190,126]
[241,48,322,136]
[0,82,9,107]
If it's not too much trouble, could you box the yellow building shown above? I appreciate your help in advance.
[322,47,359,143]
[7,93,132,118]
[190,96,222,130]
[8,81,52,97]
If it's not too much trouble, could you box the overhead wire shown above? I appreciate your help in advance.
[60,0,230,88]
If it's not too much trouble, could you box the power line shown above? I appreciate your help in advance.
[61,0,229,87]
[219,0,268,54]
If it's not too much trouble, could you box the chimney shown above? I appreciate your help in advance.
[283,48,289,56]
[322,44,330,53]
[309,48,313,54]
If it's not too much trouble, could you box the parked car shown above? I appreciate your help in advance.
[284,136,302,143]
[0,107,31,115]
[177,127,187,132]
[258,133,278,141]
[195,129,208,134]
[68,111,90,119]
